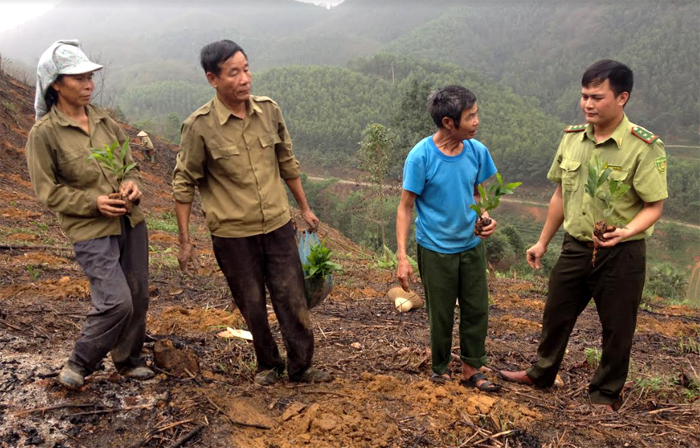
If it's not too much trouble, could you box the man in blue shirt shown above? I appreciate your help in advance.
[396,85,500,392]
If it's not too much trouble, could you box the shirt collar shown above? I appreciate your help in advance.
[581,114,630,148]
[213,94,263,126]
[51,104,107,129]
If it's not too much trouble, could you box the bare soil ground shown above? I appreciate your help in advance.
[1,72,698,448]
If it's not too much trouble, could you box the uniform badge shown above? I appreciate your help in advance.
[654,156,667,173]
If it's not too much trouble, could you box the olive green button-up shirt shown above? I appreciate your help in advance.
[172,95,301,238]
[547,114,667,242]
[25,105,145,243]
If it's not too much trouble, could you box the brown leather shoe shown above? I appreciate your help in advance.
[499,370,535,386]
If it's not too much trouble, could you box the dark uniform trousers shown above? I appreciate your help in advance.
[527,233,646,405]
[212,221,314,380]
[69,217,149,375]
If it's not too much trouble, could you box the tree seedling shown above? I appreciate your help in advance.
[584,155,631,265]
[88,139,138,214]
[302,239,343,280]
[470,173,522,235]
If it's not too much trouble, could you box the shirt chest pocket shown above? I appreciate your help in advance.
[57,147,102,185]
[258,133,281,167]
[209,144,243,175]
[597,169,630,200]
[560,159,582,192]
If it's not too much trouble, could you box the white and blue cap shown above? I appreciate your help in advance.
[34,40,103,121]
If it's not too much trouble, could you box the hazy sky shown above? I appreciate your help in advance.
[0,0,346,33]
[0,3,56,33]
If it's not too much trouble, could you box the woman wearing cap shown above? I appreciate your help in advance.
[25,40,153,388]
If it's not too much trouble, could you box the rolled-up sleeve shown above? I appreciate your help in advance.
[26,126,100,217]
[274,106,300,179]
[172,120,206,203]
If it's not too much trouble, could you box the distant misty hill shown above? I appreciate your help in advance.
[1,0,697,139]
[0,0,450,88]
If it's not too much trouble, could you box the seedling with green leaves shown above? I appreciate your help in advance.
[302,239,343,280]
[470,173,522,235]
[88,139,138,213]
[584,155,631,264]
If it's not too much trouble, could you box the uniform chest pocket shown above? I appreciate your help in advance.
[209,145,243,175]
[597,169,630,200]
[560,159,582,192]
[259,133,281,167]
[57,147,101,185]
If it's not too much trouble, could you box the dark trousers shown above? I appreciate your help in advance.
[70,218,149,375]
[212,221,314,380]
[527,234,646,405]
[417,243,489,374]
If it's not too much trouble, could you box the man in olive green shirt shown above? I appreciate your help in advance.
[501,60,667,411]
[173,39,330,385]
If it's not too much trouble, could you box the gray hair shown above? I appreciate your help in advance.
[427,85,477,129]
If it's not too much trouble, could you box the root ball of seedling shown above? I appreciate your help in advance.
[593,220,616,242]
[474,217,492,236]
[108,192,133,215]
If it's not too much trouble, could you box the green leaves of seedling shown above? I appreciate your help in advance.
[470,173,523,216]
[302,239,343,280]
[585,156,611,199]
[88,139,137,185]
[585,155,631,223]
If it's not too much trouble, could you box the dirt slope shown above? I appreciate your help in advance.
[0,71,698,448]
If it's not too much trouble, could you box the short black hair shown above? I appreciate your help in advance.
[200,40,247,76]
[44,74,64,111]
[427,85,477,129]
[582,59,634,101]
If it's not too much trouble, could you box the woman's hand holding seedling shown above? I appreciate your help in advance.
[89,139,140,215]
[96,194,126,217]
[120,180,142,202]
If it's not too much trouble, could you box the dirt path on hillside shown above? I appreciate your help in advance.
[307,176,700,231]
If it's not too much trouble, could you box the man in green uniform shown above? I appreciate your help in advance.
[172,39,330,385]
[500,60,667,411]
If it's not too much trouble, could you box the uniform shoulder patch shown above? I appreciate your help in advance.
[564,124,587,133]
[631,126,659,144]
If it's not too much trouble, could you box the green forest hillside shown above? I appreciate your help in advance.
[119,55,564,187]
[2,0,696,141]
[0,0,697,225]
[382,1,700,141]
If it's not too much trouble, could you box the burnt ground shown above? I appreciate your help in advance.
[1,71,699,448]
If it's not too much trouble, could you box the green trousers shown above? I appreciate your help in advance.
[527,234,646,405]
[417,243,489,374]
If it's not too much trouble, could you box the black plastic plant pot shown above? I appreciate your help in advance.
[304,274,333,309]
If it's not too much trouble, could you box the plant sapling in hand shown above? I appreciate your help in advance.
[88,139,138,214]
[470,173,522,236]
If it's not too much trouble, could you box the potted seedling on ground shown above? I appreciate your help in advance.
[470,173,522,236]
[584,155,631,265]
[88,139,138,214]
[302,237,343,309]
